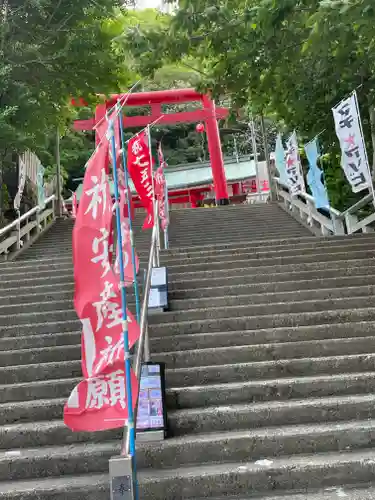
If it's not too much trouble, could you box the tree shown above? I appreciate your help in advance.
[122,0,375,208]
[0,0,135,218]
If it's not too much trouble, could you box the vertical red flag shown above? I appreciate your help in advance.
[64,130,140,433]
[127,130,154,230]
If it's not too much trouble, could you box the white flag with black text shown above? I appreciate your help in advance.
[285,131,306,196]
[332,91,371,193]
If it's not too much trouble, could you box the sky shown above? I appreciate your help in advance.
[139,0,162,7]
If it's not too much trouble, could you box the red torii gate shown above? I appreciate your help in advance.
[73,88,230,204]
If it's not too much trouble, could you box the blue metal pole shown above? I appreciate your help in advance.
[108,120,137,468]
[118,106,141,324]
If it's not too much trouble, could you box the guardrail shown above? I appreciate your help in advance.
[275,177,375,235]
[0,195,56,258]
[339,193,375,234]
[275,178,344,235]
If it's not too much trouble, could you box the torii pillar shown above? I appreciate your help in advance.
[73,89,230,205]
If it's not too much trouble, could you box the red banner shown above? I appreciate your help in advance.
[127,131,154,230]
[64,130,140,432]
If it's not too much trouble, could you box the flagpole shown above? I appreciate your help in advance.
[164,180,169,249]
[249,115,260,201]
[147,125,160,267]
[118,106,141,325]
[56,127,62,217]
[108,119,137,499]
[354,91,375,206]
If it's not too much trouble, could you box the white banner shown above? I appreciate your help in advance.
[332,91,371,193]
[285,131,306,195]
[14,157,26,211]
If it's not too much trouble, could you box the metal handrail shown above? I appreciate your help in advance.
[124,207,159,455]
[0,195,56,237]
[274,177,342,217]
[340,192,373,218]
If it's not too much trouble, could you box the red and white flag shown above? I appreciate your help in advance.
[64,130,140,433]
[127,130,154,230]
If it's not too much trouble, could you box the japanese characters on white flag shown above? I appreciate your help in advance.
[285,131,306,196]
[14,157,26,211]
[332,92,371,193]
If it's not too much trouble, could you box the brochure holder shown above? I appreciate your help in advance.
[136,362,167,442]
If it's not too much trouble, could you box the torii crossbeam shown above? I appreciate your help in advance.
[73,88,230,204]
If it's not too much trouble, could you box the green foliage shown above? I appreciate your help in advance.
[1,183,9,211]
[122,0,375,208]
[0,0,134,201]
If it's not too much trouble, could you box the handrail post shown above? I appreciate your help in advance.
[16,210,21,250]
[331,213,345,235]
[345,212,359,235]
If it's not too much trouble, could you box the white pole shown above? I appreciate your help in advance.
[234,136,239,163]
[56,128,62,217]
[147,125,160,266]
[354,91,375,206]
[164,180,169,249]
[249,116,260,201]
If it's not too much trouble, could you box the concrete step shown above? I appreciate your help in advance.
[134,449,375,499]
[0,294,371,329]
[0,331,80,351]
[149,296,375,326]
[0,471,108,500]
[169,275,375,300]
[157,337,375,369]
[166,353,375,387]
[247,486,375,500]
[168,393,375,436]
[150,308,375,337]
[166,372,375,409]
[168,225,309,237]
[0,295,137,315]
[0,344,81,367]
[0,299,74,315]
[169,284,375,311]
[0,397,67,426]
[0,274,74,290]
[167,257,375,280]
[0,359,81,384]
[0,309,78,327]
[161,238,375,264]
[2,334,375,373]
[165,249,375,274]
[0,282,74,298]
[0,257,72,270]
[0,418,119,449]
[170,231,311,247]
[0,377,78,403]
[0,319,82,338]
[151,321,375,352]
[2,349,375,400]
[162,233,375,255]
[168,265,375,291]
[3,420,375,483]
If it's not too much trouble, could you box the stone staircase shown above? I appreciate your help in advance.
[1,204,375,499]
